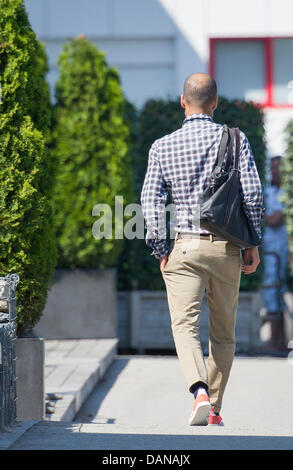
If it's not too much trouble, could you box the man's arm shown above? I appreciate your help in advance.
[239,131,265,241]
[140,141,169,259]
[238,132,265,275]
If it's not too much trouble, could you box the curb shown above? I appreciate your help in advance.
[46,338,118,422]
[0,338,118,448]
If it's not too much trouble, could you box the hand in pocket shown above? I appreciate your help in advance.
[160,254,169,273]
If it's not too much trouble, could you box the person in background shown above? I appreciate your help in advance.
[261,156,289,353]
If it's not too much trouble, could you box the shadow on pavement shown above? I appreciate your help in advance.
[73,357,130,423]
[8,420,293,450]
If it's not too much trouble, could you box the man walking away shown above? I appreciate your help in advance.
[141,73,264,426]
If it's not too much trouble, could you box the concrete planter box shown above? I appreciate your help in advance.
[117,290,262,354]
[34,269,117,339]
[16,338,45,421]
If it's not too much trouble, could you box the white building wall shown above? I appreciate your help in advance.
[24,0,293,156]
[25,0,179,107]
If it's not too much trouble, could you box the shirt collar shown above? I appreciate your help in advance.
[183,113,213,125]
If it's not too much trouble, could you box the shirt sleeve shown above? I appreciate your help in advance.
[140,141,170,259]
[238,131,266,240]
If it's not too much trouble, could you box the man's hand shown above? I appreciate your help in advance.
[160,254,169,273]
[241,246,260,275]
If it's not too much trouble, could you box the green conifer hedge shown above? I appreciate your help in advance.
[280,120,293,287]
[52,37,133,269]
[0,0,57,334]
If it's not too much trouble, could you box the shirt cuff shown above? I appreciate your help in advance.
[146,239,170,259]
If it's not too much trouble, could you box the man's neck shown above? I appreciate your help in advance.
[185,108,212,118]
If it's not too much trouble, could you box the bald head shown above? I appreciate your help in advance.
[183,73,217,110]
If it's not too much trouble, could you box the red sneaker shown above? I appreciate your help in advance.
[188,391,211,426]
[208,407,224,426]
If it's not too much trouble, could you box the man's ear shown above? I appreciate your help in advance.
[212,96,218,112]
[181,94,186,109]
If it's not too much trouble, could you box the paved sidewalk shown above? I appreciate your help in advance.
[45,338,118,421]
[0,338,117,450]
[6,355,293,450]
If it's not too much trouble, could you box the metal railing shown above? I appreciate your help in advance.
[0,274,20,431]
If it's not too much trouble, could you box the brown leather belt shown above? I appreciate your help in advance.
[177,232,227,241]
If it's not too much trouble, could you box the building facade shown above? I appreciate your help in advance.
[25,0,293,158]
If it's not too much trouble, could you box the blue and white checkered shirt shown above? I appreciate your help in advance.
[140,113,265,259]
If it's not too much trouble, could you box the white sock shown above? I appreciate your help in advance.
[196,387,208,396]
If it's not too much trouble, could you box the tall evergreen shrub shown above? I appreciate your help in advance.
[214,97,266,183]
[280,120,293,287]
[52,37,133,269]
[0,0,57,333]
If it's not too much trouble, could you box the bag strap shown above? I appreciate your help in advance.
[213,124,229,174]
[233,128,241,170]
[211,125,239,179]
[223,128,234,172]
[213,124,237,175]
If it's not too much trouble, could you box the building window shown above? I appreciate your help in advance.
[274,39,293,105]
[209,37,293,108]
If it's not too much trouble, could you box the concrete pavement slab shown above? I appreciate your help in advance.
[7,356,293,450]
[44,338,118,421]
[0,338,118,449]
[0,421,38,450]
[6,420,293,450]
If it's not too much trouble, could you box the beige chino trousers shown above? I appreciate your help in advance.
[162,235,243,414]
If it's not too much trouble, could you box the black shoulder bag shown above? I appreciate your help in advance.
[199,125,261,248]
